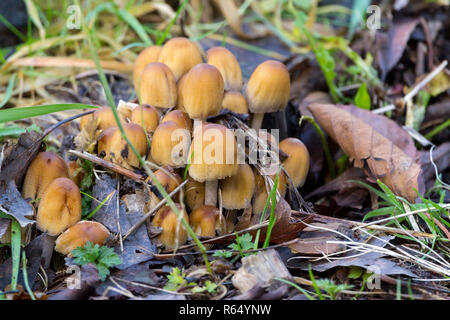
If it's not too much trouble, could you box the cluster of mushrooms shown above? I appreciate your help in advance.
[18,37,311,265]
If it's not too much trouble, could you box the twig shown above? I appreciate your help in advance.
[68,150,144,182]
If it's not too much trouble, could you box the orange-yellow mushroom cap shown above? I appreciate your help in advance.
[206,46,242,91]
[133,45,163,90]
[36,177,82,236]
[138,62,177,109]
[279,137,310,187]
[152,204,189,249]
[55,220,110,256]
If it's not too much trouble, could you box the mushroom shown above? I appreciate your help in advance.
[188,123,238,207]
[189,205,224,240]
[55,221,110,256]
[158,37,203,81]
[138,62,177,109]
[252,169,287,216]
[36,177,81,268]
[279,137,310,188]
[130,104,160,134]
[146,166,183,209]
[22,151,69,202]
[133,45,163,90]
[181,63,224,122]
[185,177,205,211]
[80,107,125,134]
[222,91,248,115]
[152,203,189,249]
[221,163,255,210]
[245,60,290,129]
[149,121,190,168]
[97,122,147,169]
[67,160,83,187]
[206,46,242,91]
[161,109,192,132]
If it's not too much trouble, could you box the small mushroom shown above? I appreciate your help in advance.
[36,177,81,268]
[181,63,224,121]
[97,123,147,169]
[206,46,242,91]
[133,45,163,90]
[189,205,224,239]
[152,204,189,250]
[67,160,83,187]
[158,37,203,81]
[188,123,238,207]
[130,104,160,134]
[161,109,192,132]
[149,121,191,168]
[245,60,290,129]
[22,151,69,202]
[55,221,110,256]
[252,169,287,215]
[138,62,177,109]
[279,138,310,188]
[222,91,248,115]
[221,164,255,210]
[185,177,205,212]
[80,107,124,133]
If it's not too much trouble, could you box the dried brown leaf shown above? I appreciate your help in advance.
[308,103,424,202]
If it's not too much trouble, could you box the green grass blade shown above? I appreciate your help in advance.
[22,251,35,300]
[275,277,315,300]
[308,265,324,300]
[0,73,17,109]
[0,103,98,123]
[0,13,26,42]
[10,219,21,291]
[156,0,188,45]
[83,191,114,220]
[263,173,279,248]
[117,8,152,45]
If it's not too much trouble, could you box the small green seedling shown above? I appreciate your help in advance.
[71,241,122,281]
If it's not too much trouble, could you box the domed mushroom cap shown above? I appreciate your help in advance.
[150,121,191,167]
[188,123,238,182]
[133,45,163,90]
[185,177,205,211]
[138,62,177,109]
[161,110,192,132]
[158,37,203,81]
[206,47,242,91]
[55,221,110,256]
[189,205,220,238]
[130,104,160,134]
[152,204,189,249]
[221,164,255,210]
[245,60,290,113]
[181,63,224,120]
[80,107,124,133]
[97,123,147,169]
[150,166,182,194]
[279,138,310,188]
[36,177,81,236]
[252,169,287,215]
[222,91,248,114]
[22,151,69,201]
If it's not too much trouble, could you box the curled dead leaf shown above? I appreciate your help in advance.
[308,103,424,203]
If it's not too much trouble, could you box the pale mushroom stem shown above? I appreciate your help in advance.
[251,113,264,130]
[41,234,57,269]
[204,180,218,206]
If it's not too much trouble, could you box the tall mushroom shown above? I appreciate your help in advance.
[133,45,163,90]
[22,151,69,202]
[36,177,81,268]
[181,63,224,122]
[138,62,177,110]
[206,46,242,91]
[188,123,238,206]
[245,60,290,129]
[158,37,203,81]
